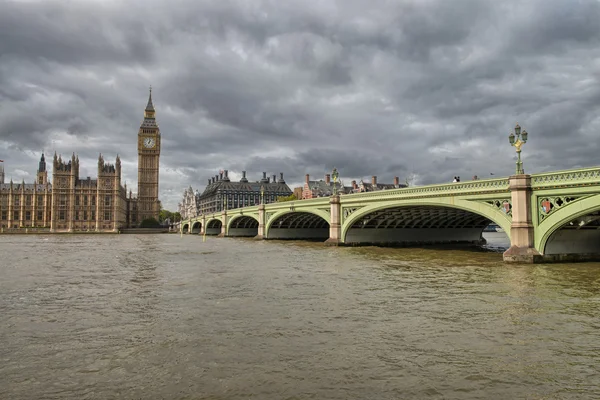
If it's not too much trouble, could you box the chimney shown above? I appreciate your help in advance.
[325,174,331,184]
[394,176,399,186]
[352,180,357,189]
[208,178,211,185]
[372,175,377,186]
[224,170,228,178]
[279,172,285,183]
[263,172,267,179]
[242,171,246,179]
[305,174,310,184]
[272,174,276,184]
[219,171,223,180]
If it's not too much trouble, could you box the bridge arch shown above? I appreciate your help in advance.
[227,215,259,237]
[341,199,512,246]
[205,218,222,235]
[265,210,330,240]
[182,223,190,233]
[191,221,201,234]
[536,193,600,255]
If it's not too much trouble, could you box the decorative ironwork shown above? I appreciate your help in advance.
[265,212,274,222]
[537,195,588,223]
[483,199,513,217]
[343,207,358,219]
[532,168,600,188]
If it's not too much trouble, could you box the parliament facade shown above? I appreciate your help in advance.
[0,90,161,232]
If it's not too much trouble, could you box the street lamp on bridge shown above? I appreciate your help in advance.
[331,167,339,196]
[508,123,528,175]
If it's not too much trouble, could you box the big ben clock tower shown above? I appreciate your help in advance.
[137,87,161,222]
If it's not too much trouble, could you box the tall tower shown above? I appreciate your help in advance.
[37,153,48,184]
[0,160,4,184]
[137,87,161,222]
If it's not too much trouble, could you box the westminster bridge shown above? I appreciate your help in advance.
[178,167,600,263]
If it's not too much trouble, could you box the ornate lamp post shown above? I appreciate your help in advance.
[508,123,528,175]
[331,167,339,196]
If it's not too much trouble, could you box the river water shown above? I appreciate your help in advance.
[1,233,599,399]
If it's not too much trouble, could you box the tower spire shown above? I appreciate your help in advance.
[145,85,155,112]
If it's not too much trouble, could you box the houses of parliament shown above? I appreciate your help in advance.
[0,90,161,232]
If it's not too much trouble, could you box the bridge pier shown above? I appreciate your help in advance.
[254,204,265,240]
[503,174,542,263]
[199,216,206,235]
[218,210,228,237]
[324,195,342,246]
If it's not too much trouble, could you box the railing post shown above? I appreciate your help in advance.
[325,195,341,246]
[503,174,541,263]
[255,204,265,240]
[218,210,228,237]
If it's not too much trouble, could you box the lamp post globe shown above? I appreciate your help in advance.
[508,123,529,175]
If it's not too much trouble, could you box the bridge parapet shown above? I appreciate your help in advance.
[531,167,600,189]
[341,177,510,203]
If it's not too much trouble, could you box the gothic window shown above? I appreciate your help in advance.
[60,195,66,206]
[38,176,43,184]
[75,195,80,206]
[25,211,31,221]
[14,195,19,206]
[37,211,43,220]
[13,211,19,220]
[1,211,6,220]
[105,195,111,206]
[91,211,96,220]
[83,211,88,220]
[26,195,31,206]
[59,210,65,220]
[104,211,111,221]
[37,195,43,205]
[91,196,96,206]
[75,211,80,221]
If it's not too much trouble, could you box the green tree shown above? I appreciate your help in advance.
[277,194,298,202]
[159,209,172,223]
[140,217,160,228]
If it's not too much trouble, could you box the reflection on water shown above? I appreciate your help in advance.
[1,234,599,400]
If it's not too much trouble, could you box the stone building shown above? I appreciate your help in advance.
[0,89,162,232]
[302,174,406,199]
[178,186,200,220]
[0,154,52,230]
[196,170,292,214]
[127,88,161,225]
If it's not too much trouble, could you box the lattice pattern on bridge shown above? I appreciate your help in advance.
[349,206,491,229]
[270,212,329,229]
[532,167,600,188]
[229,216,259,229]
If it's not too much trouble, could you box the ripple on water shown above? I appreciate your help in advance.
[1,234,600,399]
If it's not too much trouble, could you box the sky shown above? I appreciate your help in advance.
[1,0,599,210]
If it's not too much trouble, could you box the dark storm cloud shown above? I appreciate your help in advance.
[1,0,600,210]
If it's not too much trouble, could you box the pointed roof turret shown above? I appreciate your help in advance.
[145,86,155,112]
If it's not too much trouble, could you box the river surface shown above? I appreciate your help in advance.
[1,233,599,399]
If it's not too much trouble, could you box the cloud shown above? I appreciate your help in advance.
[1,0,599,210]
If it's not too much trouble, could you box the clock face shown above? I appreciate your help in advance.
[143,137,156,148]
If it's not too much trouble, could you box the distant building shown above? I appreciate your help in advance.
[293,187,303,200]
[0,90,162,232]
[303,174,406,199]
[196,170,292,214]
[353,176,406,193]
[178,186,200,220]
[302,173,346,199]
